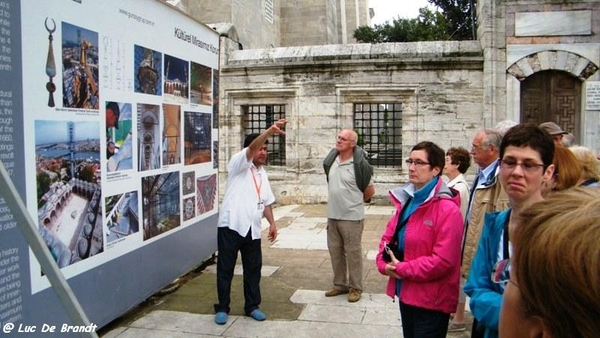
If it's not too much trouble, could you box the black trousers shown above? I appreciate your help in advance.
[214,227,262,315]
[399,301,450,338]
[471,318,486,338]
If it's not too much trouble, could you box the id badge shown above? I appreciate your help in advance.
[257,201,265,212]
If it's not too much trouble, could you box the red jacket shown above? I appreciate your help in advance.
[376,178,463,313]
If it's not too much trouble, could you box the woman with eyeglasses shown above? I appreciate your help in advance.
[375,141,463,338]
[464,123,555,338]
[499,187,600,338]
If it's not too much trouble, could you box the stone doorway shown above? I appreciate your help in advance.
[520,70,581,142]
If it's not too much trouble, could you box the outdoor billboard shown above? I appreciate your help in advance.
[0,0,219,334]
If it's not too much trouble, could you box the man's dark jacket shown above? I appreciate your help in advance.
[323,146,373,192]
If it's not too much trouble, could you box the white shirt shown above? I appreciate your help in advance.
[477,160,498,188]
[218,148,275,239]
[448,173,470,221]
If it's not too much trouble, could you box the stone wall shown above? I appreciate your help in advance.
[280,0,339,46]
[500,0,600,150]
[174,0,600,205]
[180,0,281,49]
[218,42,485,204]
[178,0,369,48]
[337,0,370,44]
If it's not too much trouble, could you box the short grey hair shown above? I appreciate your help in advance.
[494,120,518,136]
[483,129,503,150]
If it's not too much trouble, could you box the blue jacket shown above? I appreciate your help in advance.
[464,209,510,338]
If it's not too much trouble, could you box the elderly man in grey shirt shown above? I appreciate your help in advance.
[323,129,374,302]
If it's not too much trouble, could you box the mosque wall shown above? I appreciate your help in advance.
[180,0,282,49]
[501,0,600,152]
[176,0,600,204]
[178,0,370,48]
[281,0,340,46]
[218,42,485,204]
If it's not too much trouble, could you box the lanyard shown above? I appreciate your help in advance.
[250,167,262,200]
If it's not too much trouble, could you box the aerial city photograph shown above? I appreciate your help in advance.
[35,120,103,268]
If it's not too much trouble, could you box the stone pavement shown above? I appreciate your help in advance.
[100,204,473,337]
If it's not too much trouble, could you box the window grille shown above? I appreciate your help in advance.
[265,0,274,24]
[353,103,402,167]
[243,104,286,166]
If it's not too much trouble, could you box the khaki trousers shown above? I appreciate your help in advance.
[327,218,364,291]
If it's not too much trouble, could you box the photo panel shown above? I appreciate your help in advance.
[196,173,217,216]
[182,171,195,195]
[61,22,99,110]
[106,101,134,172]
[162,104,181,166]
[190,61,212,105]
[104,191,140,245]
[137,103,161,171]
[35,120,103,268]
[163,54,189,104]
[183,111,211,165]
[141,171,181,241]
[212,69,219,128]
[134,45,162,96]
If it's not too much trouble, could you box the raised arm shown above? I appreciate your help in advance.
[245,119,287,161]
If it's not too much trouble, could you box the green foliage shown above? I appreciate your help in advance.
[37,171,52,201]
[78,165,96,183]
[354,26,385,44]
[429,0,476,41]
[354,1,475,43]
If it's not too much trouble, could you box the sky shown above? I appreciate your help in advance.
[35,121,99,145]
[369,0,433,26]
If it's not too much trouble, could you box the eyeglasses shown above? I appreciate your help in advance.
[500,158,545,172]
[405,159,430,167]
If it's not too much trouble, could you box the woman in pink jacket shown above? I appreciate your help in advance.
[376,141,464,338]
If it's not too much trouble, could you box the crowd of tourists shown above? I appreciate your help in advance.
[213,118,599,338]
[373,121,599,338]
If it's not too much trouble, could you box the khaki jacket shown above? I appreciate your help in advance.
[460,165,510,278]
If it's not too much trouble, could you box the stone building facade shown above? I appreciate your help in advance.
[170,0,600,204]
[177,0,370,48]
[218,41,484,204]
[491,1,600,147]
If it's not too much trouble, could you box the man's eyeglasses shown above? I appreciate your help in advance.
[405,159,430,167]
[500,158,545,172]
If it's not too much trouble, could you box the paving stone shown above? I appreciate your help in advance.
[100,204,474,338]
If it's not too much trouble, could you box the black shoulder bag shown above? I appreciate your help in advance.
[382,198,412,263]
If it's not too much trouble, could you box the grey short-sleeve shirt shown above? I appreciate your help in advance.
[327,156,365,220]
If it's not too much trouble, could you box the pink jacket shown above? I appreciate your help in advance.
[376,178,463,314]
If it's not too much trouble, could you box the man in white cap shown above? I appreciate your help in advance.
[539,122,568,146]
